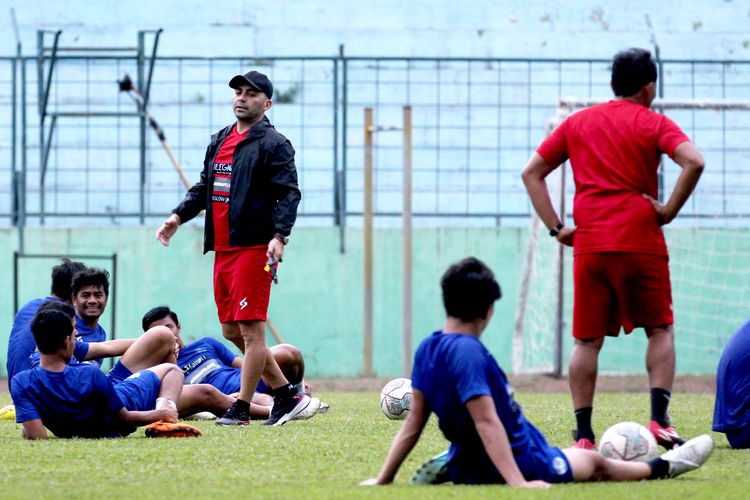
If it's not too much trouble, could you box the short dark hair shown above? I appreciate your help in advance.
[50,259,87,300]
[71,268,110,297]
[441,257,502,322]
[142,306,179,332]
[31,301,76,354]
[611,48,657,97]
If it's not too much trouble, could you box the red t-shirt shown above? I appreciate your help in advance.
[536,100,690,256]
[211,125,249,251]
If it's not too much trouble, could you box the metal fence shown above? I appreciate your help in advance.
[2,52,750,228]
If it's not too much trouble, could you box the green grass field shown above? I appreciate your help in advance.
[0,391,748,499]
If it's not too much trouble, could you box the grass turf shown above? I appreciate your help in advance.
[0,391,748,499]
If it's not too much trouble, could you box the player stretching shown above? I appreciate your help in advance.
[522,48,705,450]
[11,302,200,439]
[156,70,309,426]
[361,257,713,487]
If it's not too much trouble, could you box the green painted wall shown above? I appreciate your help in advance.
[1,226,746,378]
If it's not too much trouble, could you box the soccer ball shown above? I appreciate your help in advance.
[598,421,660,462]
[380,378,412,420]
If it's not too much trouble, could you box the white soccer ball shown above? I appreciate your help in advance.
[598,421,660,462]
[380,378,413,420]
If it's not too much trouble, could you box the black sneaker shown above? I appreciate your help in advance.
[261,393,311,426]
[215,399,251,426]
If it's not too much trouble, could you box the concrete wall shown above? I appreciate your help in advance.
[2,226,747,378]
[3,1,750,59]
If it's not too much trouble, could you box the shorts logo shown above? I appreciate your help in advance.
[239,297,248,310]
[552,456,568,476]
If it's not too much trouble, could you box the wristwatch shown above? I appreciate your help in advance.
[549,223,564,237]
[274,233,289,245]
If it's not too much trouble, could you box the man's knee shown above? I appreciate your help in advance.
[238,321,266,343]
[574,337,604,353]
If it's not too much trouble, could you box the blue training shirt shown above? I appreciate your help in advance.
[7,297,59,382]
[176,337,242,394]
[75,316,107,367]
[411,330,571,485]
[713,318,750,432]
[10,363,127,438]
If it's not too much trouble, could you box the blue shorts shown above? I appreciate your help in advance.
[114,370,161,411]
[449,445,573,485]
[107,361,133,385]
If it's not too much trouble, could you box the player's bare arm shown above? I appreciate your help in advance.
[21,419,48,440]
[643,141,705,225]
[156,213,182,246]
[521,153,575,247]
[83,338,136,360]
[466,395,550,489]
[117,406,178,426]
[361,389,430,485]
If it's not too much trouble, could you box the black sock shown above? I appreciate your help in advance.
[651,388,672,427]
[234,399,250,411]
[574,407,595,441]
[272,383,296,399]
[647,457,670,479]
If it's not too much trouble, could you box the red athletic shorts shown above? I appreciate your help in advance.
[213,246,276,323]
[572,253,673,340]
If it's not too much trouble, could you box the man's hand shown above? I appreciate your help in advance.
[359,478,386,486]
[155,407,178,423]
[643,194,672,225]
[267,237,285,261]
[514,480,551,489]
[156,214,181,247]
[555,226,576,247]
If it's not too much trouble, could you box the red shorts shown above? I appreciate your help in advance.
[213,246,276,323]
[572,253,673,340]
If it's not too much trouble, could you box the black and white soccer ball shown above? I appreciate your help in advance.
[598,421,660,462]
[380,378,413,420]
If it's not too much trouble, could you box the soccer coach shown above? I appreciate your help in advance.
[156,70,310,426]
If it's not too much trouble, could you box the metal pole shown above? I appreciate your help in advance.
[363,107,374,377]
[554,164,566,378]
[137,31,146,224]
[340,45,348,254]
[20,56,27,252]
[402,106,413,377]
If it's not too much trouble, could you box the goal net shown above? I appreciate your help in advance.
[513,98,750,376]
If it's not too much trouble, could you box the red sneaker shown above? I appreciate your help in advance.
[572,437,597,450]
[648,420,685,450]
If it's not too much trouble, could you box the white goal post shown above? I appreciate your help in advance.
[513,97,750,376]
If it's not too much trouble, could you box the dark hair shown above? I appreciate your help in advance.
[142,306,179,332]
[31,301,76,354]
[611,48,657,97]
[50,259,87,300]
[71,268,110,297]
[441,257,502,322]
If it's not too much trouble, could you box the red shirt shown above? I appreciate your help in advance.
[537,100,690,256]
[211,125,249,251]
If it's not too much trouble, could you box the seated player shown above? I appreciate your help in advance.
[7,259,87,382]
[713,318,750,449]
[142,306,322,420]
[10,302,201,439]
[361,257,714,487]
[29,302,237,420]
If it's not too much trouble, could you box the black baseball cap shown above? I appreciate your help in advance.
[228,70,273,99]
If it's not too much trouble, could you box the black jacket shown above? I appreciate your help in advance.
[173,117,301,254]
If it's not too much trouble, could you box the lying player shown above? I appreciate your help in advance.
[142,306,322,420]
[10,302,201,439]
[362,257,713,487]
